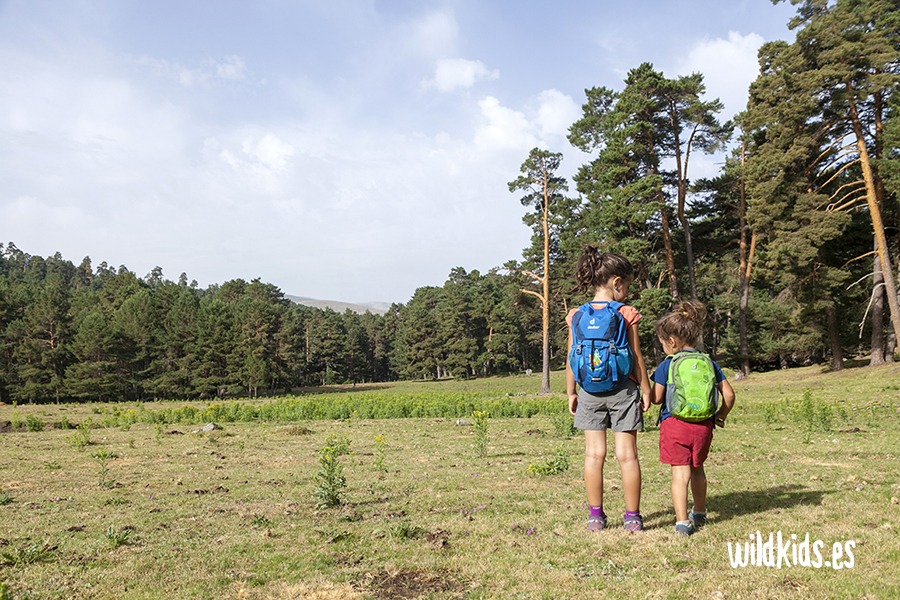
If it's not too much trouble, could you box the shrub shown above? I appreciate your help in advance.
[528,447,570,476]
[324,433,351,456]
[551,411,576,437]
[0,542,55,566]
[314,445,347,508]
[373,434,386,472]
[472,410,489,458]
[104,526,133,549]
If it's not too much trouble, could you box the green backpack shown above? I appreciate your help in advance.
[665,351,718,422]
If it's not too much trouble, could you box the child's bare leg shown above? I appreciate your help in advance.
[613,430,641,512]
[690,465,707,514]
[583,430,607,507]
[671,465,691,522]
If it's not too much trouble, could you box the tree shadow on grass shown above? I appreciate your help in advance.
[642,484,829,527]
[709,484,828,523]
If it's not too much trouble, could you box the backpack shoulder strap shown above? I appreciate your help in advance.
[665,354,678,383]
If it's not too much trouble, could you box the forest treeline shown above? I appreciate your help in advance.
[1,0,898,403]
[0,246,547,402]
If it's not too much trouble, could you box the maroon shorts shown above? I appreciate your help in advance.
[659,417,714,467]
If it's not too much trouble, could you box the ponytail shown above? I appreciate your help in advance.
[655,300,707,348]
[574,246,635,292]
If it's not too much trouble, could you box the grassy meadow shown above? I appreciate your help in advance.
[0,364,898,599]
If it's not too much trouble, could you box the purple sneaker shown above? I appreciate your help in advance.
[587,516,607,531]
[623,513,643,533]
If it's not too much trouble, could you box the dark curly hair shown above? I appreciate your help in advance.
[574,245,635,292]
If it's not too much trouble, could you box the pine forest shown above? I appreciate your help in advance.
[2,0,898,403]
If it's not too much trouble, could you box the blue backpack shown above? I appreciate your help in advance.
[568,301,633,394]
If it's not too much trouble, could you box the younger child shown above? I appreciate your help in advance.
[566,247,652,532]
[651,300,735,536]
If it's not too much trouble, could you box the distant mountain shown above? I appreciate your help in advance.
[286,295,391,315]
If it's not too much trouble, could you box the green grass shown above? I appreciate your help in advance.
[0,364,898,598]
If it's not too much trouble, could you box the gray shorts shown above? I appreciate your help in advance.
[574,380,643,432]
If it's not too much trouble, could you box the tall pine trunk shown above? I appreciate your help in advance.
[539,185,552,394]
[870,91,887,366]
[659,195,679,298]
[826,300,843,371]
[673,115,698,300]
[871,249,886,365]
[847,89,900,343]
[738,144,755,376]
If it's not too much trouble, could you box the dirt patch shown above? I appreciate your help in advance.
[0,421,15,433]
[236,580,364,600]
[795,456,853,468]
[365,568,464,599]
[424,529,450,550]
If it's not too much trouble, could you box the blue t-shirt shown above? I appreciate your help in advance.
[652,350,726,422]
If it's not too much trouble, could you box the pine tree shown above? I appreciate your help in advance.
[508,148,572,393]
[766,0,900,348]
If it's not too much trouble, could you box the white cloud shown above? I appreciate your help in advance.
[242,133,295,171]
[0,196,99,234]
[214,55,246,81]
[474,96,537,151]
[673,31,764,118]
[408,10,459,59]
[136,54,250,87]
[534,89,581,139]
[426,58,499,92]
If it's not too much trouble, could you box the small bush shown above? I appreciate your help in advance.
[793,389,833,442]
[373,434,386,472]
[66,422,93,450]
[473,410,489,458]
[551,411,576,437]
[762,402,780,424]
[23,416,43,432]
[388,520,423,540]
[104,526,133,549]
[250,515,273,528]
[314,445,347,508]
[0,542,55,566]
[528,448,570,476]
[324,433,351,456]
[93,449,119,489]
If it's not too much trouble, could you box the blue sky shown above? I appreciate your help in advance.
[0,0,797,303]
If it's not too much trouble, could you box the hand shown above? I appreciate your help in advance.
[714,417,726,428]
[641,392,651,413]
[568,393,578,416]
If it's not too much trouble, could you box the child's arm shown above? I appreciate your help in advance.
[626,323,652,412]
[566,327,578,416]
[715,378,736,426]
[652,382,665,405]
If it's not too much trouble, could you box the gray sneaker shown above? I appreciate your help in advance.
[587,516,607,531]
[689,511,707,528]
